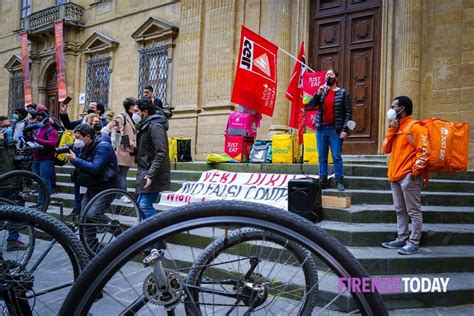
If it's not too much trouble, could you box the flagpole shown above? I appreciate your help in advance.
[278,47,316,72]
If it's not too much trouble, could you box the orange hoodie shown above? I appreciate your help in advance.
[382,116,430,182]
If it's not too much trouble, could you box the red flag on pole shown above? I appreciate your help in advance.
[302,71,326,132]
[54,20,67,102]
[285,42,306,143]
[231,26,278,117]
[20,32,32,106]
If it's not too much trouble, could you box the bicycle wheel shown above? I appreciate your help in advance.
[60,201,387,315]
[185,228,319,314]
[0,198,35,266]
[78,188,141,257]
[0,170,50,212]
[0,205,89,315]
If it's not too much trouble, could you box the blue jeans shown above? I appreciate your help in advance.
[32,159,53,207]
[137,193,159,219]
[316,125,344,179]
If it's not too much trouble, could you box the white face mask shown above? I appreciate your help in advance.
[386,109,397,121]
[74,139,85,149]
[132,113,142,123]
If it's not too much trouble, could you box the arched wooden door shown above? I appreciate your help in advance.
[310,0,382,154]
[45,64,58,117]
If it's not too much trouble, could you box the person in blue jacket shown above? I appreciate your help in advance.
[65,124,120,251]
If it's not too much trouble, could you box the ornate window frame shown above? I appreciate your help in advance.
[4,55,25,116]
[80,32,119,110]
[132,17,178,107]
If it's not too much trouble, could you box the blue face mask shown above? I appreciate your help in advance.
[36,116,48,128]
[12,114,20,122]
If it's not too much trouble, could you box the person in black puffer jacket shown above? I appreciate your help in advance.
[307,69,352,191]
[133,98,171,219]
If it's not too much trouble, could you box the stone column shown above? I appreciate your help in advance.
[196,0,237,159]
[261,0,291,134]
[397,0,422,117]
[169,0,204,151]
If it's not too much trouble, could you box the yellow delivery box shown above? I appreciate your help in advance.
[272,133,299,163]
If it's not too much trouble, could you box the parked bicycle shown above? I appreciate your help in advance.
[0,170,50,213]
[0,170,142,258]
[0,205,89,314]
[60,200,387,315]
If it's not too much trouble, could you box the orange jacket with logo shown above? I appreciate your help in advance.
[382,116,430,182]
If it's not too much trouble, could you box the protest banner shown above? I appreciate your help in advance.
[159,170,315,210]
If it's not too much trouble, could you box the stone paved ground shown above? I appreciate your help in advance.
[0,230,76,314]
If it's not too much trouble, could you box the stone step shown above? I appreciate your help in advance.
[390,303,474,315]
[334,176,474,193]
[380,273,474,310]
[56,162,474,181]
[350,245,474,275]
[55,170,474,195]
[320,221,474,246]
[54,180,185,195]
[323,189,474,207]
[323,204,474,224]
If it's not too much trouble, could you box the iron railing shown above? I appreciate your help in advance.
[21,2,84,34]
[8,72,24,116]
[85,56,111,109]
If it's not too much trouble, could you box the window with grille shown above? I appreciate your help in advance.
[85,56,111,109]
[21,0,31,18]
[138,44,168,104]
[8,71,24,117]
[56,0,68,5]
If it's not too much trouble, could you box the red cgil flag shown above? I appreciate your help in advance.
[286,42,306,144]
[231,26,278,117]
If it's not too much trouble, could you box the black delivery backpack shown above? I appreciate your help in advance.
[287,177,323,223]
[177,138,192,162]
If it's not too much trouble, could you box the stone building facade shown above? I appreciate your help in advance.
[0,0,473,168]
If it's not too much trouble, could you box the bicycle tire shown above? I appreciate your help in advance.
[60,200,387,315]
[78,188,141,257]
[0,197,18,206]
[185,227,319,314]
[0,198,36,266]
[0,170,50,212]
[0,205,89,314]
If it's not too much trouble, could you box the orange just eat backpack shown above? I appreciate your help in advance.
[406,118,469,173]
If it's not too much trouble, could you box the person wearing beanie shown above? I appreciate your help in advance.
[31,108,58,207]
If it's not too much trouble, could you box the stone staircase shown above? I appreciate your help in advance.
[53,156,474,312]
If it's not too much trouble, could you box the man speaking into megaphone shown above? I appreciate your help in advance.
[304,69,353,192]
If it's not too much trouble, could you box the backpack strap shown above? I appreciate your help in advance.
[44,126,55,140]
[402,120,418,146]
